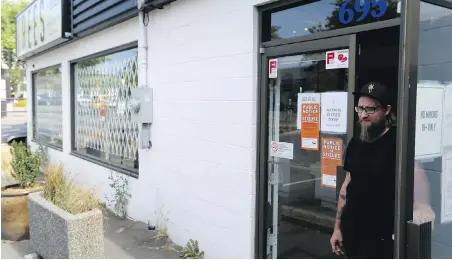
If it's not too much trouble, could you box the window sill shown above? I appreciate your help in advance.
[69,151,139,179]
[31,139,63,152]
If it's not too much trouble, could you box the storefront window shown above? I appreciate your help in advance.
[413,1,452,257]
[73,48,139,171]
[265,0,401,41]
[32,66,63,147]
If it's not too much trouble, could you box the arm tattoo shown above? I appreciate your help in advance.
[339,194,346,201]
[337,207,344,220]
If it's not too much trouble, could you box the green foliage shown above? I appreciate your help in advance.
[107,171,131,219]
[270,26,281,40]
[10,141,41,188]
[182,239,205,259]
[1,0,28,55]
[1,0,28,91]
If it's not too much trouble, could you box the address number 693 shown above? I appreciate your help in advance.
[339,0,388,25]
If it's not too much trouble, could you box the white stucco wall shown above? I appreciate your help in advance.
[26,0,273,258]
[138,0,277,257]
[26,17,142,227]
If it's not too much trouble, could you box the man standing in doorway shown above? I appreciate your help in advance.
[330,82,397,258]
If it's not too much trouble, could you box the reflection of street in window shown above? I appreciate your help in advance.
[32,67,63,147]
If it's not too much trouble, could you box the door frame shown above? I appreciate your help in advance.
[394,0,420,258]
[254,3,405,258]
[256,34,358,259]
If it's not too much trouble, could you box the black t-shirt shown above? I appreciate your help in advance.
[341,127,397,239]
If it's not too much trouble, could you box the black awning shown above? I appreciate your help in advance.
[142,0,178,11]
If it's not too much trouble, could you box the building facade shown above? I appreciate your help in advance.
[18,0,452,258]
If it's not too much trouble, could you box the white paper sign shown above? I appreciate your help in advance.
[322,174,337,188]
[443,84,452,147]
[270,141,294,160]
[441,149,452,223]
[415,84,444,159]
[321,92,348,133]
[269,59,278,78]
[301,139,318,149]
[326,49,349,70]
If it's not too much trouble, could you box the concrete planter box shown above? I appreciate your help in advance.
[28,192,104,259]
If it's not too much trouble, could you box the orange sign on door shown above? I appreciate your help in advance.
[301,103,320,150]
[320,138,343,188]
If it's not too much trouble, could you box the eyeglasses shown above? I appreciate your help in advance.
[354,106,382,114]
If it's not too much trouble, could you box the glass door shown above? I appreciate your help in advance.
[264,35,357,259]
[397,0,452,258]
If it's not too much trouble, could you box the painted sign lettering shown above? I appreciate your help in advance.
[16,0,69,59]
[339,0,388,25]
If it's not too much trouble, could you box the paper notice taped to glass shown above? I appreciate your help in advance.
[321,92,348,133]
[326,49,349,70]
[442,149,452,223]
[270,141,294,160]
[443,84,452,147]
[299,93,321,150]
[415,83,444,159]
[322,174,337,188]
[320,138,343,188]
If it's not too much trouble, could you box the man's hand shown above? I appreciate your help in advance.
[413,203,436,230]
[330,229,344,255]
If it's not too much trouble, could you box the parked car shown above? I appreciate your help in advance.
[37,93,62,106]
[1,123,27,144]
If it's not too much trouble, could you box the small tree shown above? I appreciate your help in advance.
[1,0,29,92]
[10,141,41,188]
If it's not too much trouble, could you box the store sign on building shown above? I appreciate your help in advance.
[15,0,71,59]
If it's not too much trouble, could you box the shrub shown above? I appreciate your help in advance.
[182,239,205,259]
[42,164,99,214]
[10,141,41,188]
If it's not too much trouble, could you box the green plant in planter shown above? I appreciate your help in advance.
[10,141,41,188]
[182,239,205,259]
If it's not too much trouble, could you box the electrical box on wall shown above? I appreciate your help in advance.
[128,87,153,149]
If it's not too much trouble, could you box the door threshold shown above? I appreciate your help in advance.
[281,205,335,231]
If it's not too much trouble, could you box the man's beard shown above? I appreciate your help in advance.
[358,117,387,142]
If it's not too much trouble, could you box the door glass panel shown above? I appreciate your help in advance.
[413,1,452,258]
[267,50,349,258]
[267,0,401,41]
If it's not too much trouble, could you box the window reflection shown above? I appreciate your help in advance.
[33,67,63,147]
[414,1,452,258]
[269,0,401,41]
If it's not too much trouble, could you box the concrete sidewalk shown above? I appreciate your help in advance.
[1,210,183,259]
